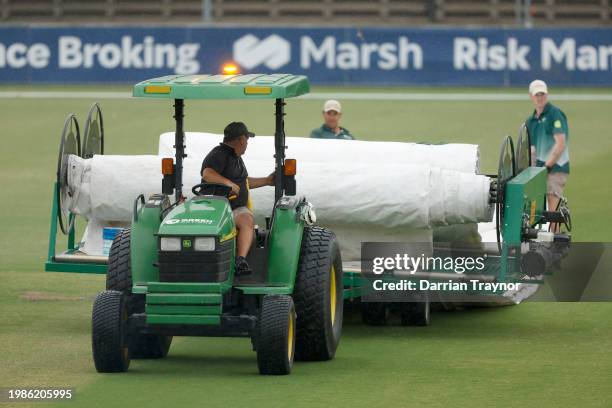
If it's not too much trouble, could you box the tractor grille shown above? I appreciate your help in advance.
[158,240,232,283]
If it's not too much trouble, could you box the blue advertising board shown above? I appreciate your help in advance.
[0,26,611,86]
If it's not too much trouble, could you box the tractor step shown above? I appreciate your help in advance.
[145,285,223,326]
[146,282,222,293]
[145,304,222,315]
[132,313,256,337]
[146,293,221,305]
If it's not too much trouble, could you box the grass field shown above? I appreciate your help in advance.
[1,85,612,407]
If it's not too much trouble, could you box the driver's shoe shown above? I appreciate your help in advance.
[235,256,253,276]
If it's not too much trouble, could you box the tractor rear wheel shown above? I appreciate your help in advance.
[92,290,130,372]
[106,228,172,359]
[293,226,343,361]
[257,295,296,375]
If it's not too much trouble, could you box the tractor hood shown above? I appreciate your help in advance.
[158,196,234,238]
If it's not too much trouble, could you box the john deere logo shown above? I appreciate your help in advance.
[164,218,213,225]
[183,239,192,248]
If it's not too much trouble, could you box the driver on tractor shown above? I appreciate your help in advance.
[200,122,274,275]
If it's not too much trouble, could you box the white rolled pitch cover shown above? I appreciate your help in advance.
[159,132,481,174]
[243,161,492,229]
[67,154,492,259]
[67,155,491,227]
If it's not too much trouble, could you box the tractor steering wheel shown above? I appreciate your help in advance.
[192,182,233,197]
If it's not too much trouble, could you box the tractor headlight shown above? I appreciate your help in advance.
[160,237,181,251]
[195,237,216,251]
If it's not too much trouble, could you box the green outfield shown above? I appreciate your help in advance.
[1,85,612,407]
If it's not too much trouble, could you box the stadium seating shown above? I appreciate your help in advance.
[0,0,610,26]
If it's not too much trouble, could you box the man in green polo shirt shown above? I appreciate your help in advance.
[525,79,570,232]
[310,99,355,140]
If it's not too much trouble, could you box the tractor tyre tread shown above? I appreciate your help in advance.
[92,290,130,372]
[293,226,343,361]
[257,295,294,375]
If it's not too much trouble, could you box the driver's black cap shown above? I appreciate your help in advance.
[223,122,255,142]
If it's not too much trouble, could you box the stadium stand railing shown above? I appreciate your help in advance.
[1,0,610,26]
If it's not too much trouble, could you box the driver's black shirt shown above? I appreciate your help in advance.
[201,143,249,210]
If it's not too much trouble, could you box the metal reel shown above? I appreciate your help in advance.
[515,123,531,174]
[57,114,81,235]
[495,135,516,254]
[82,102,104,159]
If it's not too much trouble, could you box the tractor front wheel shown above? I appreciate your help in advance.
[92,290,130,373]
[107,228,172,358]
[256,295,296,375]
[293,226,343,361]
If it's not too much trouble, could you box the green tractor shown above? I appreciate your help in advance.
[91,74,343,375]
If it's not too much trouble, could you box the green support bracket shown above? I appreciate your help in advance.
[45,262,108,274]
[45,182,108,274]
[47,182,59,263]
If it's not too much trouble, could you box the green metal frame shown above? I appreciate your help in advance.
[498,166,547,283]
[45,182,107,274]
[343,270,362,300]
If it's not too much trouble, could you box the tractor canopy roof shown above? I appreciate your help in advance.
[133,74,310,100]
